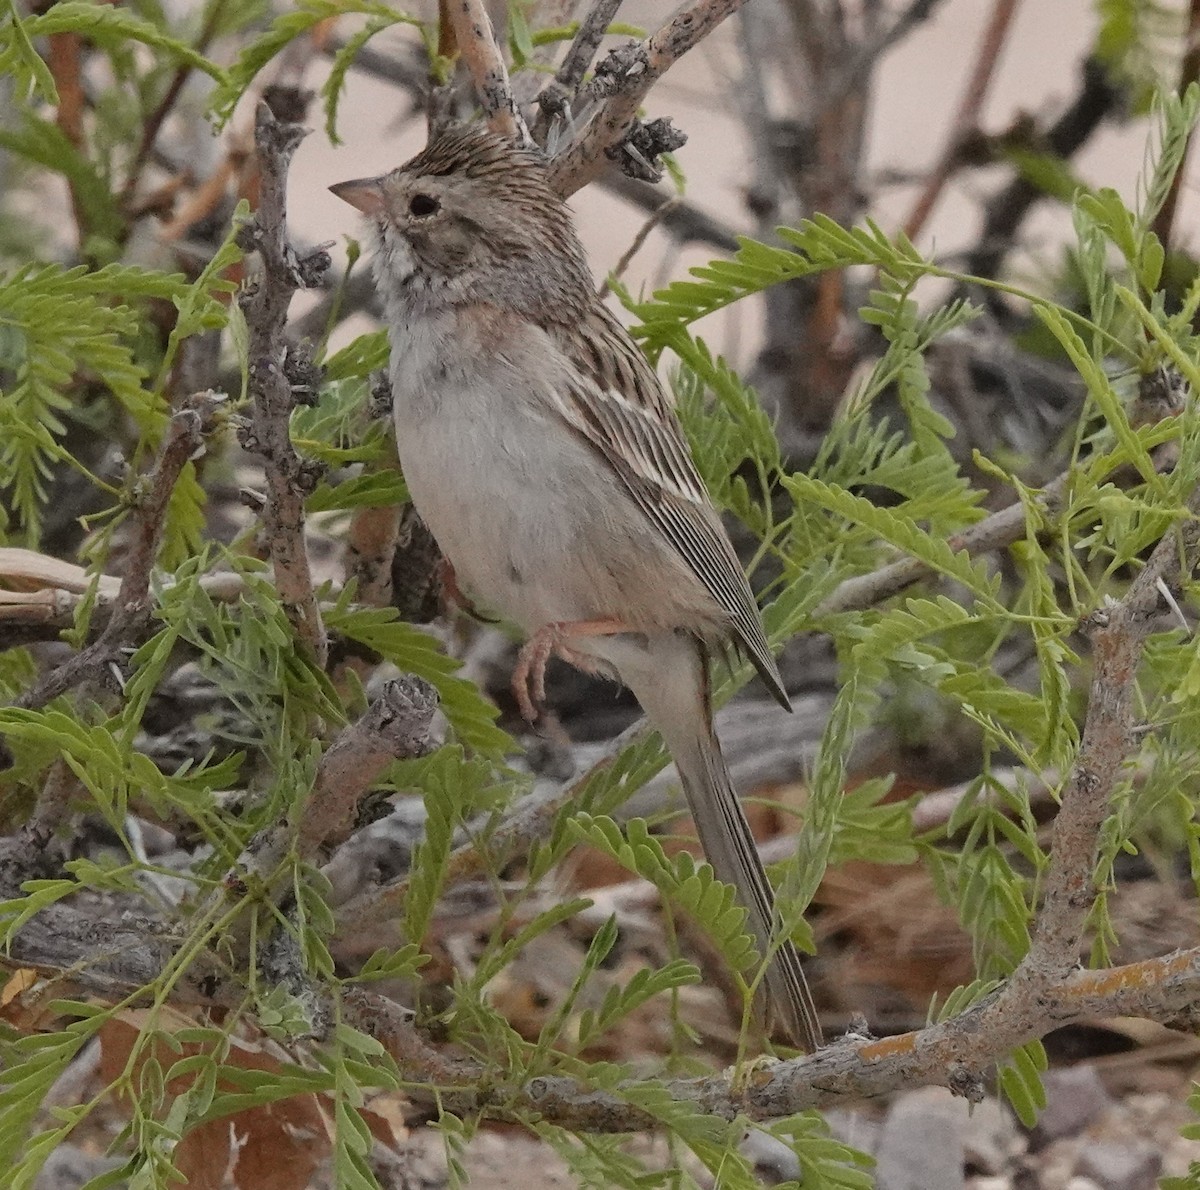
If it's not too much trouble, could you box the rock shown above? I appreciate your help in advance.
[875,1087,967,1190]
[1032,1066,1112,1145]
[34,1145,122,1190]
[1075,1141,1161,1190]
[825,1109,882,1156]
[963,1097,1024,1174]
[741,1130,800,1185]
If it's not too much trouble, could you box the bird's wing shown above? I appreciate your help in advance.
[547,305,789,709]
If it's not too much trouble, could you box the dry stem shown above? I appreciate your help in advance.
[15,394,220,713]
[548,0,752,196]
[444,0,531,143]
[242,100,329,667]
[902,0,1022,241]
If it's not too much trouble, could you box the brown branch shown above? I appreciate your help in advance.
[118,0,230,213]
[1013,498,1200,986]
[902,0,1022,241]
[46,30,88,249]
[547,0,751,196]
[13,393,220,712]
[443,0,531,142]
[532,0,625,142]
[293,678,438,860]
[965,55,1122,283]
[821,0,949,114]
[241,100,329,667]
[6,882,1199,1131]
[203,680,437,960]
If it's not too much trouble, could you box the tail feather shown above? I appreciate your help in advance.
[606,633,823,1052]
[687,708,823,1052]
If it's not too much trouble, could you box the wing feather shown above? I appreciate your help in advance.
[549,306,789,709]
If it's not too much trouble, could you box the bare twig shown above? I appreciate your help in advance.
[554,0,624,94]
[1013,498,1200,987]
[443,0,531,143]
[902,0,1022,241]
[293,678,438,860]
[821,0,950,115]
[602,172,739,250]
[118,0,230,212]
[597,195,680,298]
[965,55,1122,284]
[241,100,329,667]
[5,887,1200,1130]
[532,0,625,142]
[14,395,220,712]
[548,0,752,196]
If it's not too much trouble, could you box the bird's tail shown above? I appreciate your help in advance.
[615,634,823,1052]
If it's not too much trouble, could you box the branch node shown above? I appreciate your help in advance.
[946,1062,987,1103]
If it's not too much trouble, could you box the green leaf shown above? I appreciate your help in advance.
[1035,301,1166,494]
[211,0,422,125]
[325,601,509,755]
[17,2,226,83]
[569,815,759,979]
[0,0,58,102]
[783,472,998,600]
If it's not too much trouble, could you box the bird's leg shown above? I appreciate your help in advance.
[513,617,628,722]
[437,558,496,623]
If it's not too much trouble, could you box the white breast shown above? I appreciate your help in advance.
[387,309,625,634]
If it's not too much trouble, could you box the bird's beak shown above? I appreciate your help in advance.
[329,177,386,215]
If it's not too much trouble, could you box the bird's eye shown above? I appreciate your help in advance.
[408,193,440,218]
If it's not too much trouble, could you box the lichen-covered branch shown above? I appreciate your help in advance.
[14,393,220,713]
[4,878,1198,1132]
[443,0,531,143]
[548,0,752,195]
[294,677,438,859]
[532,0,625,141]
[1011,498,1200,988]
[240,99,330,667]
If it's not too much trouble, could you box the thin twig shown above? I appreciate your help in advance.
[821,0,950,115]
[241,100,329,667]
[14,394,220,712]
[532,0,625,142]
[902,0,1022,241]
[548,0,752,196]
[444,0,531,143]
[1013,495,1200,986]
[597,195,680,298]
[965,55,1121,284]
[119,0,230,211]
